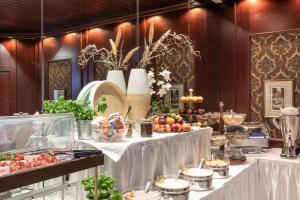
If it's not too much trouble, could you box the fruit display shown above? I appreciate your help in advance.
[0,153,58,176]
[193,121,208,128]
[178,88,207,124]
[179,89,203,103]
[151,113,192,132]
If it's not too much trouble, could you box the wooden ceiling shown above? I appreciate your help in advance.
[0,0,41,34]
[0,0,202,35]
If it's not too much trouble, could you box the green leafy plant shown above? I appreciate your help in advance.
[96,96,108,114]
[151,98,170,114]
[81,174,122,200]
[43,96,107,121]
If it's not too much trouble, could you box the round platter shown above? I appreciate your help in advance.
[77,81,101,102]
[89,81,129,117]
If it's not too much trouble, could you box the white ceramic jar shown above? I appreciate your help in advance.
[106,70,126,94]
[127,68,151,121]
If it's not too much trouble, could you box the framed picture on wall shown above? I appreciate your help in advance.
[48,59,72,100]
[264,80,293,117]
[165,84,184,110]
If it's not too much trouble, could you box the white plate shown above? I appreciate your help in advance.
[89,81,129,117]
[77,81,101,102]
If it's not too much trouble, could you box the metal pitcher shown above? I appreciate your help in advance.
[273,115,300,158]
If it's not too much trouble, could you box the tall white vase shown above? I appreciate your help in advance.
[106,70,126,94]
[127,68,151,120]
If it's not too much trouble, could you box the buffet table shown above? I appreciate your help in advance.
[76,127,213,191]
[190,149,300,200]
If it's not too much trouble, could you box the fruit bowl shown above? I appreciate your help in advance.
[151,113,192,133]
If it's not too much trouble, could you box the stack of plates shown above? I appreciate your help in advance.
[77,81,128,117]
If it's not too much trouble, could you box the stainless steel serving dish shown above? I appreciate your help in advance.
[154,175,190,200]
[180,167,213,191]
[204,159,230,179]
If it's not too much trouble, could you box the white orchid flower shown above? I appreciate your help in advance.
[159,69,171,82]
[157,88,167,97]
[157,80,165,86]
[162,83,172,91]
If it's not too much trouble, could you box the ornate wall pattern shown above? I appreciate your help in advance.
[94,62,108,81]
[48,59,72,99]
[156,45,195,93]
[250,29,300,138]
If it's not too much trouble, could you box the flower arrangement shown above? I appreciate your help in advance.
[148,68,172,97]
[138,21,200,69]
[78,28,139,70]
[147,68,172,113]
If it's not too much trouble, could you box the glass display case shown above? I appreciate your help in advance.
[0,113,75,153]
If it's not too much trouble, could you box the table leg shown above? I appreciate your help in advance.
[94,167,98,200]
[62,175,65,200]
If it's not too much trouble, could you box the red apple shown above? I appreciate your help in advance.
[176,123,182,132]
[177,118,184,125]
[159,115,166,120]
[171,124,179,132]
[159,118,166,125]
[187,109,193,115]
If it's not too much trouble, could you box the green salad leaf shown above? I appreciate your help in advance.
[81,174,121,200]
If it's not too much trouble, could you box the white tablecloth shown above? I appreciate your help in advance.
[257,151,300,200]
[76,127,213,191]
[190,149,300,200]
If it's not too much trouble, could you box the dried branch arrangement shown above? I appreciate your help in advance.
[78,28,139,70]
[78,22,200,70]
[138,21,200,69]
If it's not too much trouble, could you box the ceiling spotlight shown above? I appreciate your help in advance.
[211,0,223,4]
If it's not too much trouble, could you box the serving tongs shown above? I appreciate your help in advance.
[52,149,103,158]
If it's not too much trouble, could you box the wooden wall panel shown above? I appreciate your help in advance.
[43,32,81,99]
[202,6,221,112]
[0,39,17,115]
[219,3,236,111]
[16,39,41,113]
[40,0,300,121]
[0,72,12,115]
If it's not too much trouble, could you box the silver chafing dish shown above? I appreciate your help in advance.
[180,167,213,191]
[154,175,190,200]
[123,190,161,200]
[204,159,230,179]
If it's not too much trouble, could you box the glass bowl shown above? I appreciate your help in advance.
[222,113,246,126]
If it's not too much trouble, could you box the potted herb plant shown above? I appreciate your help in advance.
[81,174,122,200]
[43,96,107,139]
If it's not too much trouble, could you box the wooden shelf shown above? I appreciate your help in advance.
[0,154,104,193]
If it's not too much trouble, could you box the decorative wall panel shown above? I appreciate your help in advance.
[94,62,108,81]
[48,59,72,99]
[251,29,300,138]
[156,45,195,93]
